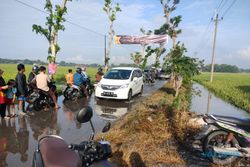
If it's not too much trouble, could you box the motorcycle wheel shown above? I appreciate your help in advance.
[70,89,79,101]
[63,87,71,100]
[203,130,240,165]
[33,99,43,111]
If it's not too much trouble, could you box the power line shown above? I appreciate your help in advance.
[13,0,105,37]
[216,0,224,12]
[217,0,228,14]
[222,0,238,18]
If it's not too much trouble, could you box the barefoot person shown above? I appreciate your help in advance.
[5,79,17,118]
[36,66,59,109]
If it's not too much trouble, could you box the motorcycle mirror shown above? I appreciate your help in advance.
[102,122,111,133]
[76,106,93,123]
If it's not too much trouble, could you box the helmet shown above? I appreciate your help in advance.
[76,67,82,73]
[32,65,39,74]
[98,67,103,72]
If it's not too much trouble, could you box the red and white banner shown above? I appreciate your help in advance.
[114,35,168,45]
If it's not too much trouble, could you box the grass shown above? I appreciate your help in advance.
[0,64,98,92]
[194,72,250,113]
[103,83,201,166]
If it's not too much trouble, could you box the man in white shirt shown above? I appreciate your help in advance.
[36,66,59,109]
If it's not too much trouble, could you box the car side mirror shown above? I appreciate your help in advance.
[102,122,111,133]
[76,106,93,123]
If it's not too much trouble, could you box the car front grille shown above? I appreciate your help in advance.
[101,85,120,90]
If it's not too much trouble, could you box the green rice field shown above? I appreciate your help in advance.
[194,72,250,113]
[0,64,98,92]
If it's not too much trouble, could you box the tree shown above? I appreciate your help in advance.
[103,0,121,71]
[32,0,70,64]
[163,43,203,96]
[130,46,155,70]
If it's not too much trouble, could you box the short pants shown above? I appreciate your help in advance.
[5,98,14,105]
[18,96,27,101]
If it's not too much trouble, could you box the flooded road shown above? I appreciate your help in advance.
[0,80,166,167]
[191,83,250,118]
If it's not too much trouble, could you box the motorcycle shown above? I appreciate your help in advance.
[196,114,250,165]
[28,82,58,111]
[32,106,113,167]
[63,77,93,101]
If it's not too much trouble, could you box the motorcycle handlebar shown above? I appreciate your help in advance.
[68,144,86,151]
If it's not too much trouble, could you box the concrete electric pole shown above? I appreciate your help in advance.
[210,14,222,82]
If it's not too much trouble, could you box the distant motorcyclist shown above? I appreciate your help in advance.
[65,69,73,86]
[95,67,104,83]
[73,68,89,99]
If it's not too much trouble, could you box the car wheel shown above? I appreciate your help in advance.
[127,89,132,101]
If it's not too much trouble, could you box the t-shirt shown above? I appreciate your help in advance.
[65,73,73,85]
[6,87,17,99]
[36,72,50,91]
[0,76,6,104]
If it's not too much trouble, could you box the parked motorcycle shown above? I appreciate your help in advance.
[32,106,113,167]
[63,77,93,101]
[28,82,57,111]
[197,114,250,165]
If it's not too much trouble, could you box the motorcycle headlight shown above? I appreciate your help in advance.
[120,83,129,89]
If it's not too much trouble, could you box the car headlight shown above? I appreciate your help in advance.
[120,83,129,89]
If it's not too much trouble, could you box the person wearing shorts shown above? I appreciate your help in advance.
[15,64,28,116]
[5,79,17,118]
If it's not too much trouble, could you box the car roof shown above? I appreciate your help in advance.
[111,67,140,71]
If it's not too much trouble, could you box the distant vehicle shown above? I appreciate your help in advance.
[157,69,170,80]
[95,67,144,100]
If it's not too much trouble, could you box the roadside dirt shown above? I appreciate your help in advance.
[104,83,214,166]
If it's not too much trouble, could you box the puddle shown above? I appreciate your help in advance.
[191,83,250,118]
[0,80,166,167]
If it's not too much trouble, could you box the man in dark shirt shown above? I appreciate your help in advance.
[15,64,28,115]
[28,65,39,84]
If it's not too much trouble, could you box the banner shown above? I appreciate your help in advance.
[114,35,168,45]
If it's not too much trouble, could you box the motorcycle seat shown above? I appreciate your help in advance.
[212,115,250,126]
[39,135,82,167]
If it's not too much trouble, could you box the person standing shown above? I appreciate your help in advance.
[5,79,17,118]
[0,69,8,119]
[15,64,28,116]
[95,67,104,83]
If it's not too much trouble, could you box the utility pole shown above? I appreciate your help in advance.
[210,14,222,82]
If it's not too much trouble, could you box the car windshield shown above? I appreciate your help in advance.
[104,69,132,80]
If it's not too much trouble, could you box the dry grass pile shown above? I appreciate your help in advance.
[105,83,200,166]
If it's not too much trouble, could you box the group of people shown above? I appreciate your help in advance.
[0,64,59,120]
[65,66,104,98]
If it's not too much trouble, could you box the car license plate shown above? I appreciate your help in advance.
[103,92,114,96]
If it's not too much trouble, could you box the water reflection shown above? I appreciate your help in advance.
[192,83,250,118]
[95,99,131,121]
[0,116,29,166]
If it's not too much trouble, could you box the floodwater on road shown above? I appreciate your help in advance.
[0,80,166,167]
[191,83,250,118]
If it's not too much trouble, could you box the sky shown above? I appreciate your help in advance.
[0,0,250,68]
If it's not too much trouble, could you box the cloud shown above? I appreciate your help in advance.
[237,46,250,60]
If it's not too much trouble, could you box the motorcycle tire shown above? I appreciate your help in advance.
[203,130,240,165]
[63,87,71,100]
[33,99,43,111]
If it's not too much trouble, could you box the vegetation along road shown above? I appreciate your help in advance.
[194,72,250,113]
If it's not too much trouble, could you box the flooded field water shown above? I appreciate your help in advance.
[191,83,250,118]
[0,80,166,167]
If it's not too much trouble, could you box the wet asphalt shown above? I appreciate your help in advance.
[0,80,166,167]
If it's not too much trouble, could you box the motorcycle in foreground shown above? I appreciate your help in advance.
[196,114,250,165]
[32,106,113,167]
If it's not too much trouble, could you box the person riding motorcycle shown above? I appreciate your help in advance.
[95,67,104,83]
[65,69,74,86]
[73,68,89,99]
[35,66,59,109]
[28,65,39,84]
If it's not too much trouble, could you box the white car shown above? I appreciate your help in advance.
[95,67,144,100]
